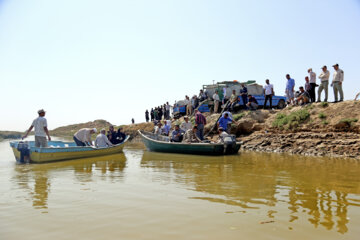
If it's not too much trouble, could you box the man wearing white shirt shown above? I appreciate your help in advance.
[184,95,192,116]
[331,63,344,102]
[165,102,171,120]
[95,129,113,148]
[212,90,220,113]
[23,109,51,147]
[154,122,163,135]
[180,116,193,132]
[74,128,97,146]
[263,79,274,109]
[317,65,330,102]
[308,68,316,102]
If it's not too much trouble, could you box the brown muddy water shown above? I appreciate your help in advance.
[0,140,360,240]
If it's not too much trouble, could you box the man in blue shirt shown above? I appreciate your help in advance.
[217,113,234,133]
[162,121,171,136]
[171,125,185,142]
[285,74,295,105]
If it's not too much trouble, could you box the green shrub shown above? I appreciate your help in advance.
[339,118,358,125]
[321,102,329,108]
[272,110,310,129]
[305,104,314,110]
[318,112,327,119]
[322,120,329,125]
[233,112,246,121]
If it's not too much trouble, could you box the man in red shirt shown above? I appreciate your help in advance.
[195,110,206,140]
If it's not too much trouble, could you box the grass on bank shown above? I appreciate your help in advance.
[318,112,327,119]
[338,118,358,126]
[272,109,310,130]
[322,120,329,125]
[233,112,246,121]
[321,102,329,108]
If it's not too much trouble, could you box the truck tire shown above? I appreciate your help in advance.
[277,99,286,109]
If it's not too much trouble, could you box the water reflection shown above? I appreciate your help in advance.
[141,151,360,233]
[12,153,127,209]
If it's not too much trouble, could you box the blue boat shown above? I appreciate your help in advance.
[10,136,129,163]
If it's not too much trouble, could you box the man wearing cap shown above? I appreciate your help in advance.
[317,65,330,102]
[331,64,344,102]
[308,68,316,102]
[73,128,97,146]
[23,109,51,147]
[95,129,113,148]
[180,116,193,132]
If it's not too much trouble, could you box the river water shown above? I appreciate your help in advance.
[0,140,360,240]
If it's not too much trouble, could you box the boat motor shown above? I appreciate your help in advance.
[223,135,237,154]
[17,141,30,163]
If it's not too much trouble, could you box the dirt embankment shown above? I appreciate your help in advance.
[229,101,360,159]
[51,101,360,159]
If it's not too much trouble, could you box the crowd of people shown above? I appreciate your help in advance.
[22,64,346,149]
[285,64,344,105]
[73,126,126,148]
[145,102,172,123]
[151,109,236,144]
[145,64,345,123]
[139,63,347,144]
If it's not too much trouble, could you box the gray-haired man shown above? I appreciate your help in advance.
[331,63,344,102]
[317,65,330,102]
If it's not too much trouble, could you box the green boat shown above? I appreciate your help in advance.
[138,130,241,155]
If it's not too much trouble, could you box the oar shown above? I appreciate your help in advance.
[204,101,230,138]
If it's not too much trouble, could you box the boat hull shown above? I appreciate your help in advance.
[138,130,240,155]
[10,137,129,163]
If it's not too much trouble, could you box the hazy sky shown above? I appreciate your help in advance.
[1,0,360,131]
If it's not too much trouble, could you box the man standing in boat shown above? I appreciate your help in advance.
[23,109,51,147]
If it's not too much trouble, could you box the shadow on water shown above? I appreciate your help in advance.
[11,153,127,210]
[141,151,360,234]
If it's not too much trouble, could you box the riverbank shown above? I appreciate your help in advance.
[0,131,22,141]
[235,100,360,159]
[48,100,359,159]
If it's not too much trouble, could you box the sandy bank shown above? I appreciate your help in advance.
[50,100,360,159]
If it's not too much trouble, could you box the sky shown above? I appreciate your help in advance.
[0,0,360,131]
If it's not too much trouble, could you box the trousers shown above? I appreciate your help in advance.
[317,81,328,101]
[333,82,344,101]
[264,95,272,108]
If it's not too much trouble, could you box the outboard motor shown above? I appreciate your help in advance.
[223,135,237,154]
[17,141,30,163]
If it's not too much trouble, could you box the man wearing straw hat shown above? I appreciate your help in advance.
[23,109,51,147]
